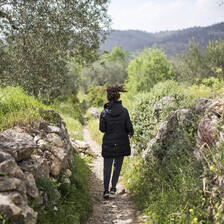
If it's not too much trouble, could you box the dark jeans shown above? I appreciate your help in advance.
[103,157,124,190]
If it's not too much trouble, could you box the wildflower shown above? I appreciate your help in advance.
[216,212,219,217]
[133,164,135,166]
[189,209,194,213]
[203,178,207,181]
[215,204,219,209]
[193,217,198,222]
[154,178,157,181]
[210,166,214,171]
[202,198,205,201]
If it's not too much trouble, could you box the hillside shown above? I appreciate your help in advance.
[100,22,224,56]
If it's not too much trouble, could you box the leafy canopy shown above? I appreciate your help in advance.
[126,46,174,93]
[81,46,128,87]
[0,0,111,100]
[174,39,224,84]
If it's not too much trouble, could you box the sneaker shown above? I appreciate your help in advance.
[110,187,116,194]
[103,190,109,199]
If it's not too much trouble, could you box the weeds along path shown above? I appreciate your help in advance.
[83,120,139,224]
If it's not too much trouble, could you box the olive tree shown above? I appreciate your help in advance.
[0,0,111,100]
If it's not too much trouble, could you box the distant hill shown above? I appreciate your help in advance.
[100,22,224,57]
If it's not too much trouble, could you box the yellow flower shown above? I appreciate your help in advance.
[215,204,219,208]
[194,217,198,222]
[210,166,214,171]
[189,209,194,213]
[202,198,205,201]
[216,212,219,217]
[203,178,207,181]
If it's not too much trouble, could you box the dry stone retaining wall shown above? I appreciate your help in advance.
[0,111,75,223]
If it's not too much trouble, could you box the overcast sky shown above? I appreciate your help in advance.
[108,0,224,33]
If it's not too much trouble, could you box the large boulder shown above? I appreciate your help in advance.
[0,129,35,161]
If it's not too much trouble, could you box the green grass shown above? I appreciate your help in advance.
[30,153,92,224]
[86,108,103,145]
[0,86,47,131]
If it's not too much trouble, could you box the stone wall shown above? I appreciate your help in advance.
[142,97,224,162]
[0,111,74,224]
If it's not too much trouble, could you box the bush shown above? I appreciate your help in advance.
[86,85,107,107]
[126,46,175,93]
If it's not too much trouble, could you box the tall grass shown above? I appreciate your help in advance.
[86,108,103,144]
[0,86,47,130]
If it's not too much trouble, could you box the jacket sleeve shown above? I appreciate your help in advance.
[126,110,134,136]
[99,111,106,133]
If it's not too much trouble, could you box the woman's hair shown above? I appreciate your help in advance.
[107,84,127,101]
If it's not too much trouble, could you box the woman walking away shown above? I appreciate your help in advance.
[99,84,134,199]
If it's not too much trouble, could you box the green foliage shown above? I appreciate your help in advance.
[62,115,83,141]
[86,85,107,107]
[102,46,128,63]
[0,86,47,131]
[126,46,175,93]
[130,80,186,152]
[0,0,111,100]
[175,39,224,84]
[52,99,84,125]
[122,153,203,223]
[30,154,92,224]
[81,46,128,87]
[87,116,103,145]
[121,77,224,223]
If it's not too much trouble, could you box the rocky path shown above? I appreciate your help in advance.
[83,123,140,224]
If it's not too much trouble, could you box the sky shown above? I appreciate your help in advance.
[108,0,224,33]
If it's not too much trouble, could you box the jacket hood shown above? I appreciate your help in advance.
[104,100,124,117]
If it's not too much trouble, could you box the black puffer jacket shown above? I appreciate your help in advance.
[99,101,134,158]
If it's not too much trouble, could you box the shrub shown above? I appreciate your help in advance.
[86,85,107,107]
[126,46,175,93]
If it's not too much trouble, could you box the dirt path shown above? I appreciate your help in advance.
[83,123,140,224]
